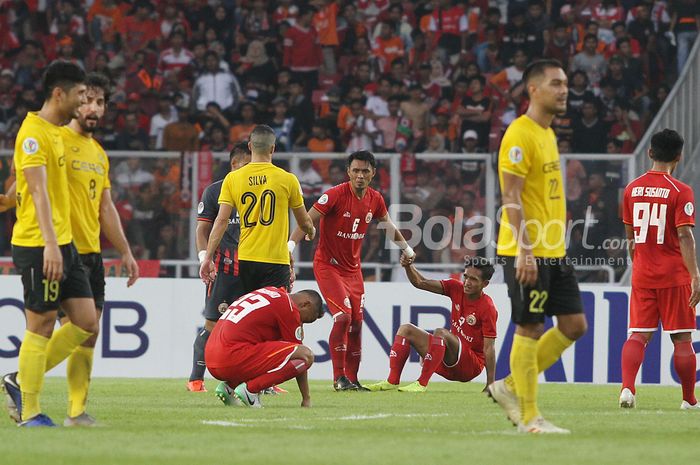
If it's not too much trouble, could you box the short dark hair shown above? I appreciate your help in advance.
[650,129,684,163]
[465,257,495,281]
[42,60,86,97]
[347,150,377,169]
[85,72,111,103]
[299,289,324,318]
[522,59,563,85]
[230,141,251,162]
[469,75,486,87]
[584,33,598,43]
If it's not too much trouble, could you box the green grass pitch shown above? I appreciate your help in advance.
[0,378,696,465]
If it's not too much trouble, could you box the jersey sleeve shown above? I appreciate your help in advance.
[197,184,219,223]
[375,192,388,218]
[288,173,305,210]
[498,130,532,178]
[16,130,49,169]
[440,279,461,297]
[675,186,695,227]
[622,185,632,225]
[481,299,498,338]
[218,172,236,207]
[313,186,338,215]
[102,148,111,190]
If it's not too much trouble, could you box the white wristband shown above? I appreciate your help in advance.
[404,246,415,259]
[288,240,297,253]
[198,250,207,263]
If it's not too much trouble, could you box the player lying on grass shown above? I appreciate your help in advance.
[366,257,497,392]
[205,287,324,408]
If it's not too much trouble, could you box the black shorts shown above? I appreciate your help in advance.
[204,271,246,321]
[501,256,583,325]
[80,253,106,310]
[238,260,290,293]
[12,243,93,313]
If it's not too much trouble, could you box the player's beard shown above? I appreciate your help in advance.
[79,117,99,133]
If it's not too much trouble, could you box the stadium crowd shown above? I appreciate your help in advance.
[0,0,698,280]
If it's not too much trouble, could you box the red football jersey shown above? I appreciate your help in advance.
[623,171,696,289]
[313,182,388,272]
[209,287,302,352]
[440,279,498,361]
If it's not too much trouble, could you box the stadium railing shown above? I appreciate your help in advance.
[0,150,633,283]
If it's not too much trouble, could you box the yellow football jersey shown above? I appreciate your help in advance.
[219,162,304,264]
[497,115,566,258]
[11,112,72,247]
[62,126,111,254]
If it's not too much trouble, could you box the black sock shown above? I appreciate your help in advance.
[189,328,211,381]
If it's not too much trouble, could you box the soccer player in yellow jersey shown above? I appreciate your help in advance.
[200,124,315,292]
[486,60,588,434]
[1,61,98,428]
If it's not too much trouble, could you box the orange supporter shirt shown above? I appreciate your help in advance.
[337,105,353,131]
[308,137,335,153]
[87,0,125,44]
[313,2,339,46]
[229,124,256,143]
[373,36,405,72]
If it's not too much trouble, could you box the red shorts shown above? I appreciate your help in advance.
[435,338,484,382]
[206,340,299,386]
[630,284,697,333]
[314,261,365,321]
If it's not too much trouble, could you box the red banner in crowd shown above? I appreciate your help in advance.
[197,149,213,199]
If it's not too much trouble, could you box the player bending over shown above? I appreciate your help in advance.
[205,287,324,408]
[620,129,700,409]
[366,257,497,392]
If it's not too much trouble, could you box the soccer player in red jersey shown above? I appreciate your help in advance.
[366,257,497,392]
[288,150,415,391]
[205,287,324,408]
[620,129,700,409]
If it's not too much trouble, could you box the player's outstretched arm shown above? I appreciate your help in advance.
[482,337,496,392]
[289,207,321,245]
[297,370,311,408]
[200,203,233,283]
[0,180,16,212]
[377,214,415,262]
[501,172,537,287]
[292,206,316,240]
[678,225,700,308]
[402,262,445,295]
[24,166,62,282]
[100,188,139,287]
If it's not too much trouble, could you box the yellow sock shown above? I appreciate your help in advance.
[18,331,49,420]
[45,323,93,372]
[67,346,94,418]
[510,334,539,424]
[504,328,574,394]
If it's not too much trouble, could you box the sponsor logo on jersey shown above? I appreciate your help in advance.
[218,302,229,314]
[365,211,373,223]
[295,326,303,341]
[343,211,351,217]
[685,202,694,216]
[198,202,205,214]
[22,138,39,155]
[389,350,397,358]
[70,146,79,152]
[343,297,351,308]
[318,193,329,205]
[508,146,523,164]
[466,314,477,326]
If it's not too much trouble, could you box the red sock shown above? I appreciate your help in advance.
[345,320,362,383]
[673,341,697,405]
[387,335,410,385]
[247,359,309,393]
[418,335,446,387]
[329,313,351,380]
[621,333,648,394]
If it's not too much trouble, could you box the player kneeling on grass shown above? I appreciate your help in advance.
[366,257,497,393]
[205,287,324,408]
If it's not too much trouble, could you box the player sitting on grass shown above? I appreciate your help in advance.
[366,257,497,392]
[205,287,324,408]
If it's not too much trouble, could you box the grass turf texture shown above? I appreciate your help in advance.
[0,378,695,465]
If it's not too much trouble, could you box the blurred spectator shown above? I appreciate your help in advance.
[312,0,340,74]
[308,121,337,152]
[428,0,469,61]
[430,107,458,151]
[116,113,150,151]
[283,6,322,96]
[229,102,257,144]
[193,50,242,113]
[592,0,625,45]
[375,96,401,153]
[572,99,609,153]
[571,33,608,88]
[162,105,199,152]
[400,85,430,149]
[203,124,231,153]
[365,75,391,119]
[567,70,595,113]
[115,158,155,193]
[159,31,193,74]
[345,99,379,152]
[489,48,528,100]
[459,76,492,152]
[609,100,642,153]
[298,159,324,203]
[236,40,277,95]
[287,78,315,148]
[123,1,160,57]
[149,94,177,150]
[671,0,700,74]
[87,0,125,51]
[269,97,295,151]
[373,20,406,72]
[502,7,542,61]
[544,21,576,69]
